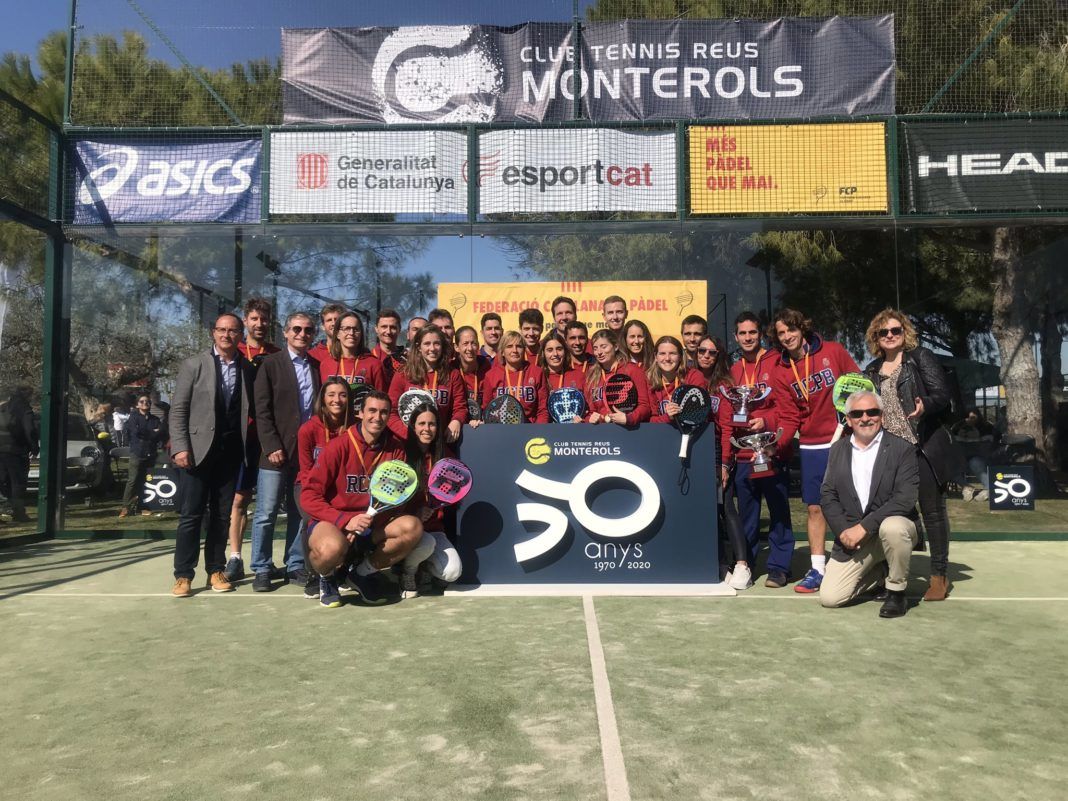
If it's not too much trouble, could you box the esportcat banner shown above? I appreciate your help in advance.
[688,123,888,214]
[269,131,467,215]
[281,17,895,124]
[71,137,262,224]
[438,280,707,341]
[477,129,675,213]
[901,119,1068,213]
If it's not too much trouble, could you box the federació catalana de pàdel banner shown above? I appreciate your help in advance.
[439,280,707,341]
[688,123,888,214]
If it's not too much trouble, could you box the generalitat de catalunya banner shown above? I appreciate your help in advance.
[269,131,467,215]
[281,17,895,124]
[71,138,262,224]
[901,119,1068,214]
[439,280,707,341]
[477,129,675,213]
[688,123,888,214]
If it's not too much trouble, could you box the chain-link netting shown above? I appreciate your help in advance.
[0,93,55,223]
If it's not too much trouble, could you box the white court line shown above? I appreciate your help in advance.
[583,595,632,801]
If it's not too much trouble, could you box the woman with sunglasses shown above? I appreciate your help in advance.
[584,329,651,425]
[454,326,490,428]
[482,331,549,423]
[319,311,386,392]
[647,336,703,423]
[623,319,656,372]
[401,404,462,597]
[864,309,955,601]
[539,331,585,392]
[388,324,468,442]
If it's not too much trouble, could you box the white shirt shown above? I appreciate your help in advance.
[850,429,884,511]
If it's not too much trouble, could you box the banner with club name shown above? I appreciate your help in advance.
[477,129,675,213]
[438,280,707,341]
[688,123,888,214]
[281,17,895,124]
[901,119,1068,213]
[269,131,467,215]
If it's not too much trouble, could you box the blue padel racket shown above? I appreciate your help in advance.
[604,373,638,414]
[548,387,587,424]
[426,458,474,510]
[397,389,437,427]
[483,393,525,424]
[352,459,420,541]
[671,384,711,460]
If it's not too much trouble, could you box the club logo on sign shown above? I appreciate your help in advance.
[990,466,1035,510]
[513,460,661,564]
[524,437,552,465]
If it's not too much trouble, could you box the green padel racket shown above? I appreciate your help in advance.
[353,459,419,539]
[830,372,878,443]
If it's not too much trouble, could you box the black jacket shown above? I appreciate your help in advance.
[128,410,166,461]
[0,395,38,456]
[864,346,957,485]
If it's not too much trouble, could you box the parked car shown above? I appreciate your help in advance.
[27,414,112,493]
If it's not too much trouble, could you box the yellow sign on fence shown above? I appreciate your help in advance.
[688,123,888,214]
[438,280,707,341]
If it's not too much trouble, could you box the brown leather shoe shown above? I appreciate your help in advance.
[117,509,129,518]
[923,574,950,602]
[206,571,234,593]
[172,577,192,597]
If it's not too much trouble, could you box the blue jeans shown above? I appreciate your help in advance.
[735,461,794,574]
[249,466,305,576]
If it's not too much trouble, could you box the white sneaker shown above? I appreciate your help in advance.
[400,571,418,599]
[961,486,975,501]
[728,564,753,590]
[975,489,988,502]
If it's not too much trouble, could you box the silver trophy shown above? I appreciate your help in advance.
[730,428,783,478]
[721,384,772,427]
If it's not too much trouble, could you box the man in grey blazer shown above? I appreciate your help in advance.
[248,312,321,592]
[169,313,255,597]
[819,390,919,617]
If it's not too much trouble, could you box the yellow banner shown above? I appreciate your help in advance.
[438,280,707,342]
[688,123,888,214]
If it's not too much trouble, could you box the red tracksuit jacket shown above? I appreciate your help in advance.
[583,360,652,425]
[388,368,468,440]
[481,360,550,423]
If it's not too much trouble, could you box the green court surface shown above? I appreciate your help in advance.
[1,541,1066,801]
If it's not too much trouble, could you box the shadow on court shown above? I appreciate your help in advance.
[0,540,172,600]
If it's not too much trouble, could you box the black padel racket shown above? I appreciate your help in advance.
[483,393,525,424]
[671,384,711,460]
[604,373,638,414]
[397,389,437,427]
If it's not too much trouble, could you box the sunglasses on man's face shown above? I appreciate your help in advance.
[847,408,883,419]
[877,326,903,339]
[289,325,316,335]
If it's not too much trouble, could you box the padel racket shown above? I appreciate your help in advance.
[604,374,638,414]
[426,457,474,510]
[466,389,482,422]
[548,387,587,424]
[397,389,437,427]
[347,381,371,410]
[830,372,878,444]
[671,384,711,459]
[352,459,420,540]
[483,393,525,424]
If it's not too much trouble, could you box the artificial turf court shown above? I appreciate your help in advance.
[1,540,1066,801]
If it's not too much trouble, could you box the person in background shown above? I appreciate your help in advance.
[479,312,503,364]
[119,393,166,518]
[539,331,585,393]
[148,390,170,429]
[372,308,405,387]
[601,295,628,340]
[320,311,386,392]
[111,399,131,448]
[296,378,353,604]
[249,312,321,594]
[680,314,708,370]
[726,311,793,592]
[388,324,467,442]
[405,316,428,357]
[551,296,578,335]
[403,404,462,596]
[427,309,456,343]
[951,407,998,501]
[455,326,489,428]
[482,331,549,423]
[819,391,919,618]
[565,320,593,371]
[0,386,38,524]
[765,308,858,593]
[518,308,545,362]
[226,296,281,582]
[308,303,347,363]
[864,308,956,602]
[169,313,254,596]
[623,319,655,372]
[584,329,651,426]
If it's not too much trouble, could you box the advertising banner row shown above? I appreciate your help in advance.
[68,119,1068,223]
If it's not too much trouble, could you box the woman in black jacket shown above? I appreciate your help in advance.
[863,309,955,601]
[119,394,166,517]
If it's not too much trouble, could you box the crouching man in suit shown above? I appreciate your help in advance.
[819,390,919,618]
